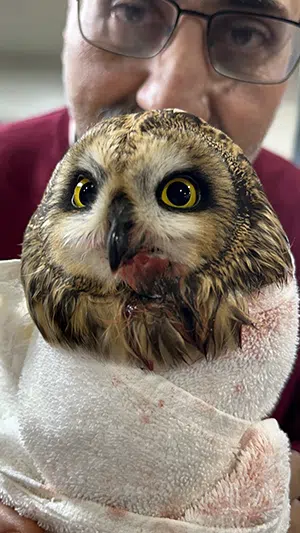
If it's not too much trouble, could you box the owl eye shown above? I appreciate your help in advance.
[72,178,97,209]
[160,177,199,209]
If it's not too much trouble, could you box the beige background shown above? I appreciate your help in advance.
[0,0,299,162]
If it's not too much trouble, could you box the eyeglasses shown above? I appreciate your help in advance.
[77,0,300,85]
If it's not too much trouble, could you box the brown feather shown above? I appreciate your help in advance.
[21,110,293,369]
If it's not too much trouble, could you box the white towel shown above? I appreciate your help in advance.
[0,259,298,533]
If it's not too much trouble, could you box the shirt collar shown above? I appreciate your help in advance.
[69,118,76,147]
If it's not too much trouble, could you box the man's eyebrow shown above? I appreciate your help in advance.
[220,0,290,18]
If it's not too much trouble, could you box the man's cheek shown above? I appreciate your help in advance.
[217,84,286,158]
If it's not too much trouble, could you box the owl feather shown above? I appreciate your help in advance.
[21,110,292,369]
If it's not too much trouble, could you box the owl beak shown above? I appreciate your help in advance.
[106,194,134,272]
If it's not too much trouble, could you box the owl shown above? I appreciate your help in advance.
[1,109,297,533]
[21,109,292,370]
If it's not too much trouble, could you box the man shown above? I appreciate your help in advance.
[1,0,300,530]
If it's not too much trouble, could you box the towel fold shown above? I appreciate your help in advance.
[0,259,298,532]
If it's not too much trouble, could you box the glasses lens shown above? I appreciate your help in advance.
[78,0,178,58]
[208,12,300,84]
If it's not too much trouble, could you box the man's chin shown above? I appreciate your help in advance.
[73,105,143,141]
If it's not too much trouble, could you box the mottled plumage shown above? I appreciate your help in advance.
[21,110,292,369]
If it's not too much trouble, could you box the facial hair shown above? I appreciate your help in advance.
[75,101,144,141]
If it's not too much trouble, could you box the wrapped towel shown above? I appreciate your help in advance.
[0,258,298,533]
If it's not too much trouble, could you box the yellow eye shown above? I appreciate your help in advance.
[160,177,199,209]
[72,178,97,209]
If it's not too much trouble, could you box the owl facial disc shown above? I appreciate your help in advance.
[20,109,294,365]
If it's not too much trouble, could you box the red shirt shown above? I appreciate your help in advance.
[1,108,300,449]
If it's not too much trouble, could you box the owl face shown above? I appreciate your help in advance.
[43,116,238,297]
[21,110,292,367]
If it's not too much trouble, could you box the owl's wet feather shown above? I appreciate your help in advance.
[21,110,292,369]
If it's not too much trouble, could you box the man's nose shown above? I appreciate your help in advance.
[136,17,221,121]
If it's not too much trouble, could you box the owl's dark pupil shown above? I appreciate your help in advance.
[79,182,97,205]
[167,182,191,206]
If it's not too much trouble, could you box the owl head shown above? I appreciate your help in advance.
[21,110,292,368]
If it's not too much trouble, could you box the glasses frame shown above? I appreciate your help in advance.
[76,0,300,85]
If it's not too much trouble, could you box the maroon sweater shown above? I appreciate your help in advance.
[1,108,300,449]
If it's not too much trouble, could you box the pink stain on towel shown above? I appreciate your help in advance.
[107,506,128,519]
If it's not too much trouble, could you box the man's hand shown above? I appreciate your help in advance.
[289,450,300,532]
[0,503,44,532]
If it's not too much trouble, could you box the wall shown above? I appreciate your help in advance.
[0,0,67,55]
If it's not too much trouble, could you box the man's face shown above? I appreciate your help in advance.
[62,0,299,160]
